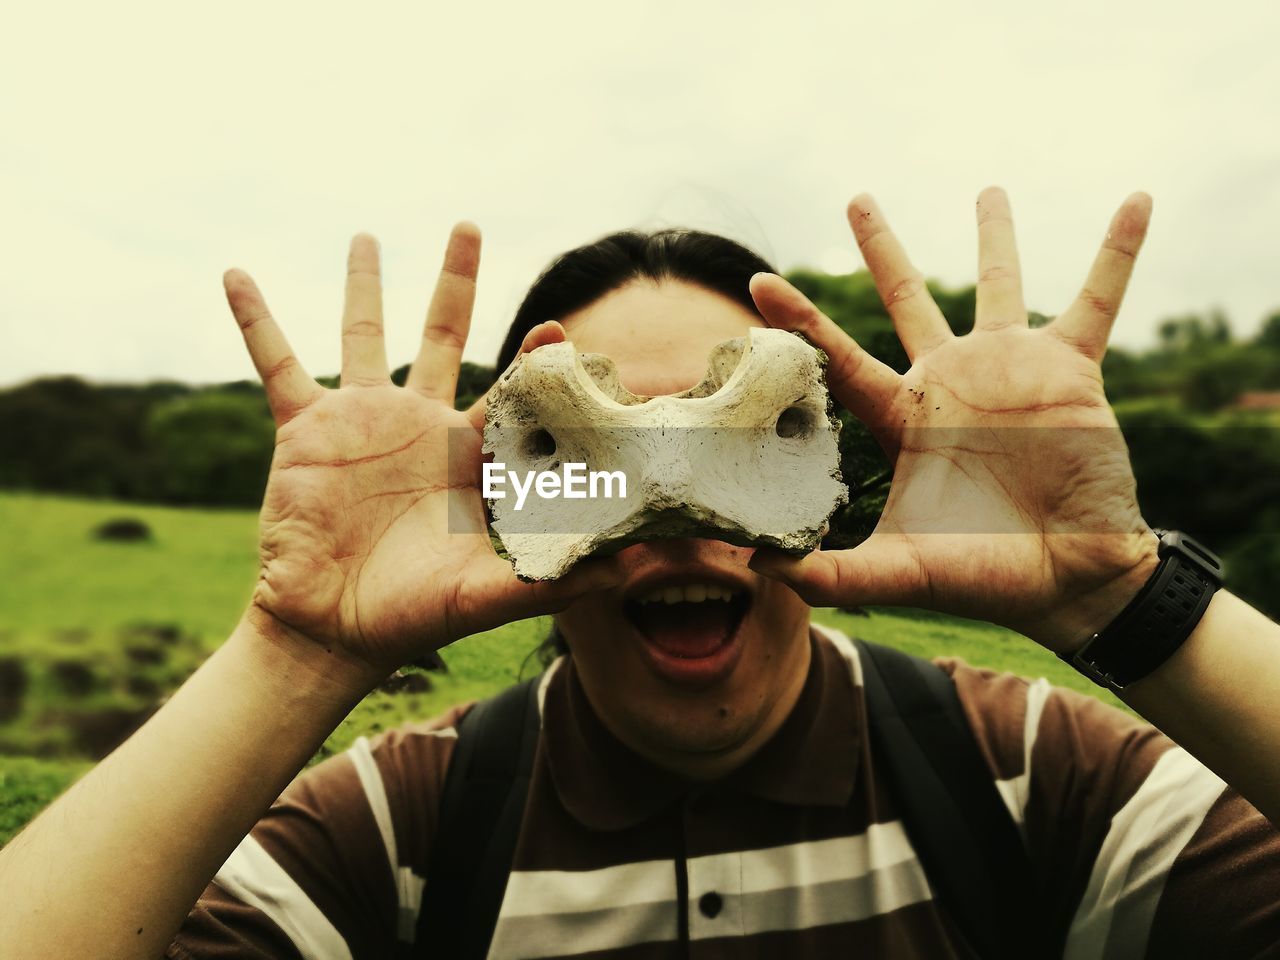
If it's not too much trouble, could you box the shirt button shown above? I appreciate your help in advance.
[698,891,723,919]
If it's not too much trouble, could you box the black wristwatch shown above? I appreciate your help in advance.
[1061,530,1224,692]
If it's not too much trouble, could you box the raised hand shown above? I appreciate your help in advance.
[748,188,1160,652]
[225,226,618,678]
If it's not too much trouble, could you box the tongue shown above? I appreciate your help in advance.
[633,601,735,659]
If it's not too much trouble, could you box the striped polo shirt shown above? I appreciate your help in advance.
[167,625,1280,959]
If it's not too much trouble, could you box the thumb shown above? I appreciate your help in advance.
[528,555,624,608]
[486,554,624,625]
[748,272,900,430]
[749,536,927,609]
[466,320,568,430]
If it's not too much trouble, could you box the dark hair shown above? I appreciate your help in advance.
[495,228,777,373]
[502,227,778,669]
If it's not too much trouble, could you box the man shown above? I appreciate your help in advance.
[2,189,1279,959]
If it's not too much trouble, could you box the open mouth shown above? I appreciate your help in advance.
[623,582,751,662]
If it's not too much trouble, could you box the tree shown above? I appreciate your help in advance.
[1258,311,1280,351]
[0,377,188,498]
[1180,347,1280,411]
[1157,310,1232,352]
[145,392,274,506]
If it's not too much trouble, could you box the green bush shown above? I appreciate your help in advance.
[145,392,275,507]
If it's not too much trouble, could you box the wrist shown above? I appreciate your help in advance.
[1065,535,1163,654]
[1059,530,1224,691]
[231,606,388,709]
[1031,531,1161,654]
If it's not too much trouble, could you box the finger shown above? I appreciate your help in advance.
[847,194,953,361]
[341,233,390,387]
[495,555,625,618]
[465,321,569,431]
[974,186,1026,329]
[223,269,322,424]
[748,534,928,608]
[450,552,624,637]
[749,272,900,429]
[405,222,481,401]
[1050,193,1153,361]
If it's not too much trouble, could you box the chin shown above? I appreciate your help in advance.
[622,693,772,759]
[555,540,812,769]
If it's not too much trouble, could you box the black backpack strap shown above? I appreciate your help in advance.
[855,639,1035,960]
[415,674,541,959]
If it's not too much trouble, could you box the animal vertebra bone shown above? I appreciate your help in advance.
[482,327,847,581]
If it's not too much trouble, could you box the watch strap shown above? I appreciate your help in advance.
[1062,530,1223,691]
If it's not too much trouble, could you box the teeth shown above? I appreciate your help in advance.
[637,583,739,605]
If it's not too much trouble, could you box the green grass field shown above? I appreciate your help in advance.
[0,492,1122,846]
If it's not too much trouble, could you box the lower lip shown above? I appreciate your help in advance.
[633,613,747,688]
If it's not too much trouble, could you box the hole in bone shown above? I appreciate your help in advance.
[775,406,812,439]
[524,428,558,459]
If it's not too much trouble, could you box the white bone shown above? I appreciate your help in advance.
[482,328,848,581]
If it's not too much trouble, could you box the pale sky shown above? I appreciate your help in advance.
[2,0,1277,387]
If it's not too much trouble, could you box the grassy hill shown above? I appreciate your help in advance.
[0,492,1120,846]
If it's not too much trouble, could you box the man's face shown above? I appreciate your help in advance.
[553,279,813,779]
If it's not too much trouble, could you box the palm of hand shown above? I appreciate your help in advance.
[750,189,1159,650]
[879,330,1148,638]
[255,387,495,663]
[223,228,608,675]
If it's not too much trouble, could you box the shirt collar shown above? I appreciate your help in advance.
[541,626,862,831]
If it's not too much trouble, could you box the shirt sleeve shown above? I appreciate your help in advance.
[165,703,469,960]
[940,657,1280,959]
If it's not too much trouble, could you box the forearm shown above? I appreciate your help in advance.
[0,611,380,960]
[1122,590,1280,825]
